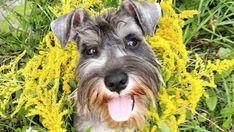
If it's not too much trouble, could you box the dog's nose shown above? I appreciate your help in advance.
[104,70,128,93]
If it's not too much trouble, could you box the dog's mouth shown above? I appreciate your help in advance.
[107,95,135,122]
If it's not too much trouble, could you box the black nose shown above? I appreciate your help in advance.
[104,70,128,93]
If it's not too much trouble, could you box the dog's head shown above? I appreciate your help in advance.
[51,0,162,129]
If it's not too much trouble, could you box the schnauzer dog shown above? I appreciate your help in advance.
[51,0,162,131]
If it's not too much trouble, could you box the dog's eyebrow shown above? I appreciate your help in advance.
[124,33,142,40]
[116,20,143,39]
[78,27,100,45]
[81,39,100,46]
[115,20,127,29]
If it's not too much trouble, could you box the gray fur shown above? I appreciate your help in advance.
[51,0,161,47]
[51,0,162,131]
[51,8,89,47]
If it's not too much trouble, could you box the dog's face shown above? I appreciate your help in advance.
[51,0,162,130]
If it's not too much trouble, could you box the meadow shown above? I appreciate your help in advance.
[0,0,234,131]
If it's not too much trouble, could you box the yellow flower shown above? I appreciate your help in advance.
[49,0,109,17]
[179,10,198,19]
[9,33,78,131]
[0,51,25,118]
[147,0,234,130]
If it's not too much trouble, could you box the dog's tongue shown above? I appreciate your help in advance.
[107,96,133,122]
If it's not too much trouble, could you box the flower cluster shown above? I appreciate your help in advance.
[14,33,78,131]
[49,0,110,17]
[0,33,78,131]
[0,51,25,118]
[146,0,234,131]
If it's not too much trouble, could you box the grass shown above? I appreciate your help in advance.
[0,0,233,131]
[0,0,53,64]
[174,0,234,131]
[175,0,234,131]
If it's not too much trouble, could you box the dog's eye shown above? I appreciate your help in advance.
[126,40,137,48]
[125,34,140,49]
[85,47,98,56]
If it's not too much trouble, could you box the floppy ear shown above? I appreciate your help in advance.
[121,0,161,36]
[50,8,89,47]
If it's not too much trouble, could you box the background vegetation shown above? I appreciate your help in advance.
[0,0,233,131]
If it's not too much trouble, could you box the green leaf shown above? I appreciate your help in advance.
[69,79,77,89]
[0,20,10,33]
[180,124,209,132]
[103,0,120,7]
[215,68,233,79]
[85,128,91,132]
[14,126,28,132]
[198,113,207,122]
[159,123,171,132]
[186,110,193,120]
[14,3,32,16]
[18,108,27,117]
[217,48,234,59]
[206,93,217,111]
[222,117,232,130]
[178,0,200,10]
[220,106,234,116]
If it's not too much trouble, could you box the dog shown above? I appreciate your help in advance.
[50,0,162,131]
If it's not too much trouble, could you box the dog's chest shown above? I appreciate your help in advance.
[81,120,114,132]
[77,117,135,132]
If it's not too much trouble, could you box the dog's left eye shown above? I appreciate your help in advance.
[125,34,140,49]
[126,40,137,48]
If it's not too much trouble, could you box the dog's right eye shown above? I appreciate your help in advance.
[126,40,137,48]
[85,47,98,57]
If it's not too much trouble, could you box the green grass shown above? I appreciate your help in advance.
[0,0,54,64]
[0,0,233,131]
[174,0,234,131]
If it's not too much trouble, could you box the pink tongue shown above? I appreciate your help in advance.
[107,96,133,122]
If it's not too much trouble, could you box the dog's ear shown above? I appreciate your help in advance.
[50,9,89,47]
[121,0,161,36]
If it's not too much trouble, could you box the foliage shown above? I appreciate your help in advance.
[146,0,234,131]
[49,0,111,17]
[0,33,78,131]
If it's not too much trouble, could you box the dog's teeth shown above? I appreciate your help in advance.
[131,96,135,111]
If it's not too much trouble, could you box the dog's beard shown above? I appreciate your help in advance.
[76,56,161,129]
[76,77,158,129]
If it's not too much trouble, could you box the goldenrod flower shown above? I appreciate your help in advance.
[147,0,234,131]
[49,0,110,17]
